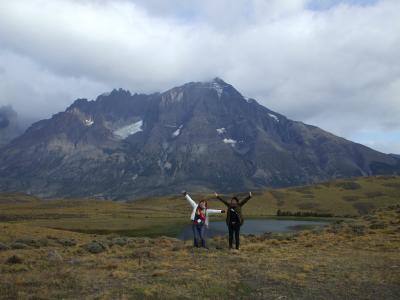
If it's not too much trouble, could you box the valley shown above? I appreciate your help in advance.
[0,176,400,298]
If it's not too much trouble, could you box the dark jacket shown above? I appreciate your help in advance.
[217,195,251,226]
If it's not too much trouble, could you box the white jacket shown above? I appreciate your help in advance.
[185,193,223,226]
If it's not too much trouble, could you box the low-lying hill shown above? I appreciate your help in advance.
[258,175,400,217]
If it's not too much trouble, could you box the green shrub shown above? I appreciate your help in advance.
[57,239,77,247]
[335,181,361,190]
[353,202,375,215]
[10,242,29,250]
[369,222,387,229]
[277,210,333,217]
[84,241,107,254]
[343,195,359,202]
[0,242,10,251]
[5,255,23,264]
[349,224,367,235]
[365,191,385,198]
[383,183,400,189]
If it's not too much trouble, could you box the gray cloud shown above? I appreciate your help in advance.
[0,0,399,153]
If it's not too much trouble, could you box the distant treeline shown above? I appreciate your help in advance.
[276,209,334,218]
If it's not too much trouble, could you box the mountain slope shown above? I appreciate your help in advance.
[0,78,399,199]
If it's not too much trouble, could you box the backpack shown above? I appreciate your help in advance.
[229,208,240,225]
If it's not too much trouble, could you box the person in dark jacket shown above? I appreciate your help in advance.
[215,192,252,250]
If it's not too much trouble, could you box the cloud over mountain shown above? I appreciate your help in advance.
[0,0,399,152]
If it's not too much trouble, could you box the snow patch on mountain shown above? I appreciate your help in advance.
[268,113,279,122]
[223,138,237,146]
[172,125,183,137]
[246,98,257,104]
[84,118,94,126]
[211,82,223,98]
[114,120,143,139]
[216,128,226,134]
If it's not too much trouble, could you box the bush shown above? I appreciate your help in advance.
[369,222,387,229]
[276,210,333,217]
[327,222,344,234]
[57,239,76,247]
[353,202,375,215]
[0,242,10,251]
[349,224,367,235]
[377,176,396,180]
[383,183,400,189]
[365,191,385,198]
[15,238,48,248]
[111,237,128,247]
[84,241,107,254]
[335,181,361,190]
[343,195,359,202]
[5,255,23,264]
[47,250,63,262]
[10,242,29,250]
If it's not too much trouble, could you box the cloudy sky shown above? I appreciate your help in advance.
[0,0,399,153]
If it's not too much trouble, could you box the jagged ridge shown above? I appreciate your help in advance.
[0,78,399,199]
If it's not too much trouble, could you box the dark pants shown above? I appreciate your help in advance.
[192,223,206,248]
[228,223,241,249]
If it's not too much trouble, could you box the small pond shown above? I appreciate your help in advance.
[178,219,329,240]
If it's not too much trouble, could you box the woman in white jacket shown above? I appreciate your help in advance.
[182,191,225,248]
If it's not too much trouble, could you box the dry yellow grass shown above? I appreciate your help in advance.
[1,176,400,299]
[0,205,399,299]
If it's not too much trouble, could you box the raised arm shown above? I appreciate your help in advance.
[182,191,197,209]
[214,192,229,206]
[239,192,252,207]
[207,209,225,215]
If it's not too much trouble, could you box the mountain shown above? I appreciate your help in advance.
[0,78,399,199]
[0,106,22,148]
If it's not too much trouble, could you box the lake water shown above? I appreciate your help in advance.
[178,219,329,240]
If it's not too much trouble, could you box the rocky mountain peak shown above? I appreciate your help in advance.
[0,79,399,199]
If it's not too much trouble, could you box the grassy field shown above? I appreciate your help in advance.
[1,176,400,237]
[0,204,399,299]
[0,176,400,299]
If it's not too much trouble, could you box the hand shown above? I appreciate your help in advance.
[182,190,187,196]
[214,192,218,198]
[249,191,252,198]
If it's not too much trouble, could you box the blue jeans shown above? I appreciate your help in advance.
[192,223,206,248]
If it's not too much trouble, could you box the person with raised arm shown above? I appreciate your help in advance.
[214,192,252,250]
[182,191,225,248]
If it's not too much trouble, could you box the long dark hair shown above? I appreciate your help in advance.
[197,199,208,211]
